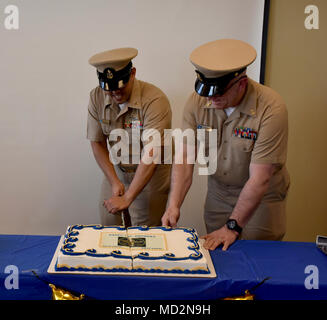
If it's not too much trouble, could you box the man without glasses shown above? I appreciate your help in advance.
[87,47,172,227]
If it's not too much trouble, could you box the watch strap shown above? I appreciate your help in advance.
[226,219,243,234]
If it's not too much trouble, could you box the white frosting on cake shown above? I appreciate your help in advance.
[56,225,209,274]
[57,225,132,271]
[128,227,208,272]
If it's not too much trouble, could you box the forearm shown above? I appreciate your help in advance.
[229,175,270,227]
[202,163,275,251]
[90,141,120,185]
[167,162,194,209]
[161,144,195,227]
[123,161,157,203]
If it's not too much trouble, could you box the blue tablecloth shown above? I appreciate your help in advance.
[0,234,326,300]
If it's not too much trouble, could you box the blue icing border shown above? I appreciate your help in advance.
[61,224,132,259]
[55,264,209,274]
[128,226,203,261]
[59,224,209,274]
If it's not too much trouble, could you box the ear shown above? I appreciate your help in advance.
[130,67,136,77]
[239,76,248,90]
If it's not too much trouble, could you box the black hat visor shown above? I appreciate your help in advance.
[97,62,132,91]
[194,68,246,97]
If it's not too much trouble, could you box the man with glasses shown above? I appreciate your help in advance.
[87,47,171,227]
[162,39,290,250]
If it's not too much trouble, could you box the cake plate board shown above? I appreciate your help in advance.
[47,236,217,278]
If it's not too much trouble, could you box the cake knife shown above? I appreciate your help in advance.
[121,209,132,229]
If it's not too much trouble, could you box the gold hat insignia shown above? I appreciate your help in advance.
[107,70,114,79]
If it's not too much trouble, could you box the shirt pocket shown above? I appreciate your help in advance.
[196,125,216,156]
[124,125,144,143]
[100,122,111,135]
[231,136,255,165]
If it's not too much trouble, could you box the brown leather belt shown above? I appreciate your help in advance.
[118,164,138,173]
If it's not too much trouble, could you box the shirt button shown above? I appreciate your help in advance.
[224,140,228,144]
[223,156,227,160]
[223,172,227,175]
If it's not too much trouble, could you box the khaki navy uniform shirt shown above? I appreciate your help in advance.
[87,79,172,226]
[87,79,171,165]
[182,78,290,239]
[182,78,289,198]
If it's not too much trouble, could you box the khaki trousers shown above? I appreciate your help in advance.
[99,165,170,227]
[204,177,287,240]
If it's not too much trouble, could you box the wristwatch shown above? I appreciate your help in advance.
[226,219,242,234]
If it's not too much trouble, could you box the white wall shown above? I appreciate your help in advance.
[0,0,264,235]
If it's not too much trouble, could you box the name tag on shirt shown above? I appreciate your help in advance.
[233,127,257,141]
[100,119,110,125]
[197,124,212,131]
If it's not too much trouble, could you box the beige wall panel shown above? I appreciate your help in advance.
[266,0,327,241]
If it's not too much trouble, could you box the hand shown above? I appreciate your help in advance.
[103,195,132,214]
[161,207,180,228]
[111,180,125,197]
[201,226,238,251]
